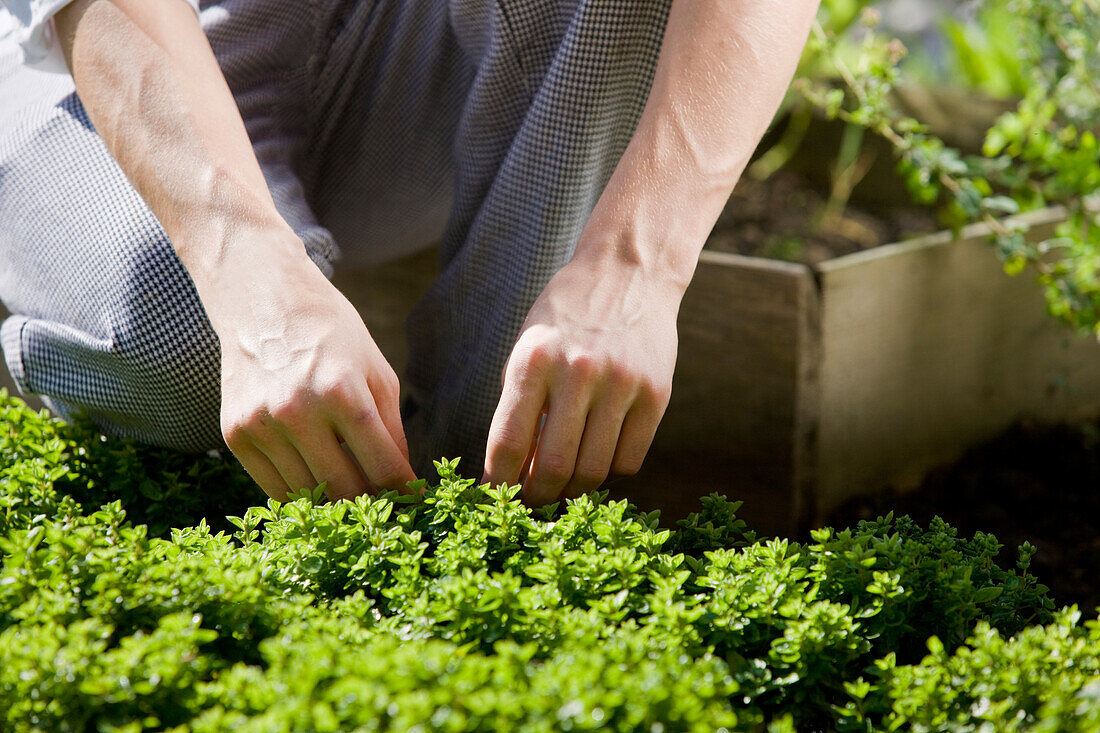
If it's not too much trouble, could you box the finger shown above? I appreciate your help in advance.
[333,391,418,493]
[282,423,371,502]
[517,413,545,485]
[560,401,628,500]
[483,365,549,490]
[372,375,410,463]
[610,399,664,479]
[523,385,591,506]
[231,439,292,501]
[253,436,319,496]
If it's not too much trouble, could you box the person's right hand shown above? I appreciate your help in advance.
[53,0,416,502]
[208,234,416,502]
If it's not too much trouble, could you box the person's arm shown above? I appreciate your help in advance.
[55,0,416,500]
[483,0,820,504]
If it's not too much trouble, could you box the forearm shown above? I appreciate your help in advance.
[55,0,302,320]
[54,0,414,498]
[574,0,819,292]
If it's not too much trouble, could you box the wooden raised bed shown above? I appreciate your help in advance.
[3,207,1098,534]
[620,206,1100,533]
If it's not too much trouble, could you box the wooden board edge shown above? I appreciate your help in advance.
[697,248,815,277]
[814,206,1069,274]
[790,271,824,532]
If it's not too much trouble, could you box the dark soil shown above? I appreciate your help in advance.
[825,418,1100,612]
[706,170,939,265]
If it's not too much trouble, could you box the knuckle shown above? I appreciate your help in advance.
[221,407,263,444]
[364,364,400,398]
[346,401,381,428]
[318,378,357,407]
[537,453,574,484]
[369,457,406,489]
[378,376,400,405]
[566,352,600,380]
[490,425,530,461]
[575,459,610,486]
[507,355,548,390]
[268,397,308,427]
[382,371,401,399]
[220,422,247,449]
[612,454,644,477]
[513,334,558,372]
[605,359,635,386]
[638,377,672,409]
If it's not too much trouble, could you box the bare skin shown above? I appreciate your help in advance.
[56,0,414,501]
[482,0,819,503]
[55,0,818,505]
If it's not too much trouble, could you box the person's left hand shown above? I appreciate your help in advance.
[481,254,681,505]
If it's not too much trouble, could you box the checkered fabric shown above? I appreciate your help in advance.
[0,0,672,476]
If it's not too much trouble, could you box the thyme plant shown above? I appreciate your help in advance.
[3,392,1091,731]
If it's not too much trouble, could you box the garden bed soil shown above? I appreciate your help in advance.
[711,84,1016,265]
[706,170,939,264]
[825,418,1100,612]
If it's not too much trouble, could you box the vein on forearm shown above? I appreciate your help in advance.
[654,7,801,184]
[577,0,820,290]
[62,0,287,290]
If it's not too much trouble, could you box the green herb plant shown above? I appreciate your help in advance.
[3,392,1097,731]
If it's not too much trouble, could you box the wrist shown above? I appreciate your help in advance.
[574,120,746,299]
[171,161,299,270]
[569,226,696,304]
[183,224,317,335]
[572,153,716,299]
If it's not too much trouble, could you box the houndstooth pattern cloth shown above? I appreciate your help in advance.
[0,0,672,477]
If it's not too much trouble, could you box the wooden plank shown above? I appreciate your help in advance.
[613,251,817,533]
[790,258,823,529]
[817,206,1068,270]
[815,208,1100,516]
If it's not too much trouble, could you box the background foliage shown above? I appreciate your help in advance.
[792,0,1100,334]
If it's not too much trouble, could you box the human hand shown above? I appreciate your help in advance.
[210,239,416,502]
[54,0,415,501]
[481,255,679,505]
[476,0,819,508]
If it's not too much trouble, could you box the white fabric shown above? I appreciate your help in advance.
[0,0,200,72]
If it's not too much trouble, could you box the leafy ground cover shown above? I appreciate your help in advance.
[3,391,1100,731]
